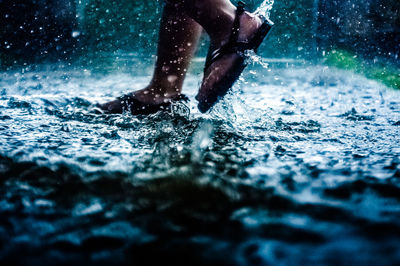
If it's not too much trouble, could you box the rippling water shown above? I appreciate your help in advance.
[1,61,400,265]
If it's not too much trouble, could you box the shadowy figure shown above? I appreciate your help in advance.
[98,0,273,114]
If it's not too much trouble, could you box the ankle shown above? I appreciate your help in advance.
[208,8,235,47]
[144,81,181,98]
[209,10,260,47]
[238,12,262,41]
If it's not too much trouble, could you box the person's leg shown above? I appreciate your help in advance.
[180,0,264,111]
[173,0,237,48]
[138,3,202,103]
[99,3,202,112]
[168,0,265,111]
[100,0,266,114]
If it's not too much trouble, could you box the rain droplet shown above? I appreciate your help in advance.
[72,31,80,38]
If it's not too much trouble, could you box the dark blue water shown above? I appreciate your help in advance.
[1,60,400,265]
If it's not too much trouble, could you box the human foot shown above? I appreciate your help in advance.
[195,2,273,113]
[97,86,184,115]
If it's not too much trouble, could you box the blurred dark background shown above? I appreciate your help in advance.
[0,0,399,66]
[317,0,400,60]
[0,0,78,65]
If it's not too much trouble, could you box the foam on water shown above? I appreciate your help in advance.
[0,0,400,265]
[0,3,399,264]
[254,0,275,19]
[1,61,400,264]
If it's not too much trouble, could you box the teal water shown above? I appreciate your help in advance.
[1,60,400,265]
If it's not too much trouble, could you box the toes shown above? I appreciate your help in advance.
[97,99,123,113]
[197,99,213,113]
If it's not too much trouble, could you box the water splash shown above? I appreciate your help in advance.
[245,49,270,69]
[245,0,275,69]
[191,121,214,162]
[254,0,275,19]
[1,62,400,265]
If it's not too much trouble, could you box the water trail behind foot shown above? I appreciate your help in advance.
[245,50,270,69]
[254,0,275,19]
[246,0,275,69]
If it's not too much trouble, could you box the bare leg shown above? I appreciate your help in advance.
[100,0,264,113]
[137,3,202,103]
[99,3,202,112]
[159,0,265,111]
[176,0,264,111]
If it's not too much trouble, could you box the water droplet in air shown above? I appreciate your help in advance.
[72,31,80,38]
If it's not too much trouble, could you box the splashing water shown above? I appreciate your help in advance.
[245,0,275,69]
[2,1,400,265]
[1,59,400,266]
[245,49,270,68]
[254,0,275,19]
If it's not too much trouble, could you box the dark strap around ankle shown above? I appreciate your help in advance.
[229,1,246,43]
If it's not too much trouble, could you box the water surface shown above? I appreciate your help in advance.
[1,61,400,265]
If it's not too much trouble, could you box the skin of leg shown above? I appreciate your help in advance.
[135,3,203,104]
[171,0,263,108]
[99,3,202,111]
[101,0,263,113]
[173,0,236,47]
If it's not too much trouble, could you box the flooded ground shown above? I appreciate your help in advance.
[1,61,400,265]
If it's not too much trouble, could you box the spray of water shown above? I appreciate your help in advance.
[245,50,270,68]
[254,0,275,19]
[246,0,275,69]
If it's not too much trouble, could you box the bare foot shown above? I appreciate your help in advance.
[196,11,264,112]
